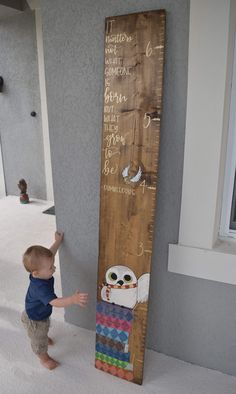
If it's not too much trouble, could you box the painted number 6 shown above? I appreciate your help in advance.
[145,41,153,57]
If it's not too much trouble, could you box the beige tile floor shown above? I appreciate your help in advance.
[1,196,236,394]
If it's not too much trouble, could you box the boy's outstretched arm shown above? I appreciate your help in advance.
[50,231,64,256]
[50,290,88,308]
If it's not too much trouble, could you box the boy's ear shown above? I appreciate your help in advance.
[32,270,39,278]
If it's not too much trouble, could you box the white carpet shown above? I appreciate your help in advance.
[1,196,236,394]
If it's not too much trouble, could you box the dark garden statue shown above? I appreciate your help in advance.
[18,179,29,204]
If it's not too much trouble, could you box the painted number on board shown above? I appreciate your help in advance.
[145,41,164,57]
[143,113,151,129]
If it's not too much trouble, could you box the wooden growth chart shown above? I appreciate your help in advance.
[95,10,166,385]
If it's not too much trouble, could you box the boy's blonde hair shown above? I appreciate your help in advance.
[23,245,53,273]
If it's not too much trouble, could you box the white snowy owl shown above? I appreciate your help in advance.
[101,265,150,309]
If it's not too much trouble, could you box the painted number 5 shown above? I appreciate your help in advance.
[143,113,151,129]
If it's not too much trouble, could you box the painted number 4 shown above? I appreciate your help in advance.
[140,180,146,194]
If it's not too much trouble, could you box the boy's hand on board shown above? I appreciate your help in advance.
[71,290,88,307]
[55,231,64,244]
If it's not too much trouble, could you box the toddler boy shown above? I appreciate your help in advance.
[21,231,88,370]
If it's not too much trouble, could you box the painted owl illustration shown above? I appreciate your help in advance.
[101,265,150,308]
[95,265,150,380]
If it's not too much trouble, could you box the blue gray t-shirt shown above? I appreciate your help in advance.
[25,275,57,320]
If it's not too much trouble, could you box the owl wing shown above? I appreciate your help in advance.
[101,285,109,302]
[137,273,150,303]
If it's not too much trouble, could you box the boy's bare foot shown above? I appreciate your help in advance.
[38,353,59,370]
[48,337,54,346]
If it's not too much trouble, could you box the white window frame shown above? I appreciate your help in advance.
[0,137,6,198]
[220,40,236,238]
[168,0,236,286]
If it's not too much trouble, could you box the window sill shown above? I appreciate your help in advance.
[168,238,236,286]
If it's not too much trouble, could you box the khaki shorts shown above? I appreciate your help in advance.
[21,311,50,355]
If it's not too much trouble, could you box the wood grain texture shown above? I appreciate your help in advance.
[96,10,166,385]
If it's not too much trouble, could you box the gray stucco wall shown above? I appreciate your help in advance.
[41,0,236,377]
[0,9,46,199]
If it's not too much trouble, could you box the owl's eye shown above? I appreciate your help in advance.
[124,274,132,283]
[108,272,117,281]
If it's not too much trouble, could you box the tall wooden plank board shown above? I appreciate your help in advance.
[95,10,166,385]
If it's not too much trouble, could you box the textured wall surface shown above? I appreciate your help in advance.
[0,10,46,199]
[41,0,236,377]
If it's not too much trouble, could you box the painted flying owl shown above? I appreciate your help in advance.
[101,265,150,309]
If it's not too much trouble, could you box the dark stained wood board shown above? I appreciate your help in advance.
[95,10,166,385]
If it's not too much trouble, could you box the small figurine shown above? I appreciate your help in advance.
[18,179,29,204]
